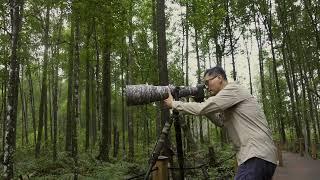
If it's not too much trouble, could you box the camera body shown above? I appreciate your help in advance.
[125,84,205,106]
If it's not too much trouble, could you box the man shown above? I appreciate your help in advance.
[164,66,277,180]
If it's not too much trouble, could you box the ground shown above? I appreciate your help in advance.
[273,151,320,180]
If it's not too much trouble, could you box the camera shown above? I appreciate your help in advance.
[125,84,205,106]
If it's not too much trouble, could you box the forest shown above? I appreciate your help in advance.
[0,0,319,179]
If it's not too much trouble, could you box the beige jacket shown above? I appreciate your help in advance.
[172,82,277,165]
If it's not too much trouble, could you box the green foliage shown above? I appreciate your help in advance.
[7,146,146,179]
[1,0,320,178]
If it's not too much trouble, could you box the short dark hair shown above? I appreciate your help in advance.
[204,66,227,80]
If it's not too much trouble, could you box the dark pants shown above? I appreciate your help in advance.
[235,157,277,180]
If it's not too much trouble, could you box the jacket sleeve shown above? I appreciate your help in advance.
[171,83,248,115]
[205,113,224,127]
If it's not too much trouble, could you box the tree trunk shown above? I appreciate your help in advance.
[265,0,286,144]
[225,0,236,81]
[35,3,50,157]
[2,64,7,153]
[120,38,126,159]
[98,22,112,162]
[48,66,53,143]
[85,24,92,151]
[184,2,192,152]
[281,40,301,139]
[72,11,80,178]
[26,58,36,145]
[113,89,119,158]
[0,80,4,150]
[52,48,59,161]
[19,66,26,146]
[291,10,311,151]
[244,35,253,94]
[274,0,302,139]
[92,19,99,146]
[157,0,171,154]
[252,5,267,113]
[66,11,74,153]
[127,2,134,161]
[194,29,204,144]
[185,3,189,87]
[152,0,161,138]
[302,58,317,144]
[3,0,23,178]
[52,9,63,161]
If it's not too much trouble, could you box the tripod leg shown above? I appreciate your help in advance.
[173,110,185,180]
[144,117,174,180]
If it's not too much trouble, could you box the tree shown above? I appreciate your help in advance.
[72,3,80,177]
[127,0,134,161]
[35,2,50,158]
[85,22,92,151]
[65,4,75,153]
[3,0,24,178]
[98,2,112,161]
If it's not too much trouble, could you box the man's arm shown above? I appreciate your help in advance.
[205,113,224,127]
[171,99,221,115]
[164,83,248,116]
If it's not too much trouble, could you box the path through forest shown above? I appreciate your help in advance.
[273,151,320,180]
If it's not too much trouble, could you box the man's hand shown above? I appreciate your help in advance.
[164,89,173,108]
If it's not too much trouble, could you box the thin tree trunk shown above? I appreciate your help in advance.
[194,28,204,144]
[185,3,189,88]
[0,81,4,149]
[44,85,48,143]
[157,0,170,140]
[302,59,317,144]
[98,22,112,162]
[52,9,63,161]
[252,4,267,112]
[281,40,301,139]
[127,1,135,161]
[72,10,80,178]
[113,88,119,158]
[26,59,36,144]
[307,63,320,142]
[48,65,53,143]
[225,0,236,81]
[285,30,303,139]
[66,11,74,153]
[152,0,161,137]
[85,24,92,151]
[20,66,26,146]
[22,73,29,145]
[275,0,302,139]
[35,3,50,157]
[4,0,23,178]
[156,0,176,178]
[184,2,192,152]
[244,35,253,94]
[265,0,286,144]
[291,10,311,151]
[92,19,99,146]
[120,38,126,159]
[52,48,59,161]
[2,54,8,154]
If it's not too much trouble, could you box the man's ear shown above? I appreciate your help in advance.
[218,75,223,84]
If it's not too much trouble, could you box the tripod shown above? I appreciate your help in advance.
[144,87,185,180]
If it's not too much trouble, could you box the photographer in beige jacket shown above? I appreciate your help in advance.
[164,66,277,180]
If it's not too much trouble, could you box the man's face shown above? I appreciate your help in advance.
[204,74,221,96]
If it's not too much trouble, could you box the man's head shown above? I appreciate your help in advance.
[203,66,228,96]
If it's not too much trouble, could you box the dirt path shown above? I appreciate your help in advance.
[273,151,320,180]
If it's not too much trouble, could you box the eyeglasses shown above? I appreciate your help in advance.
[204,76,218,87]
